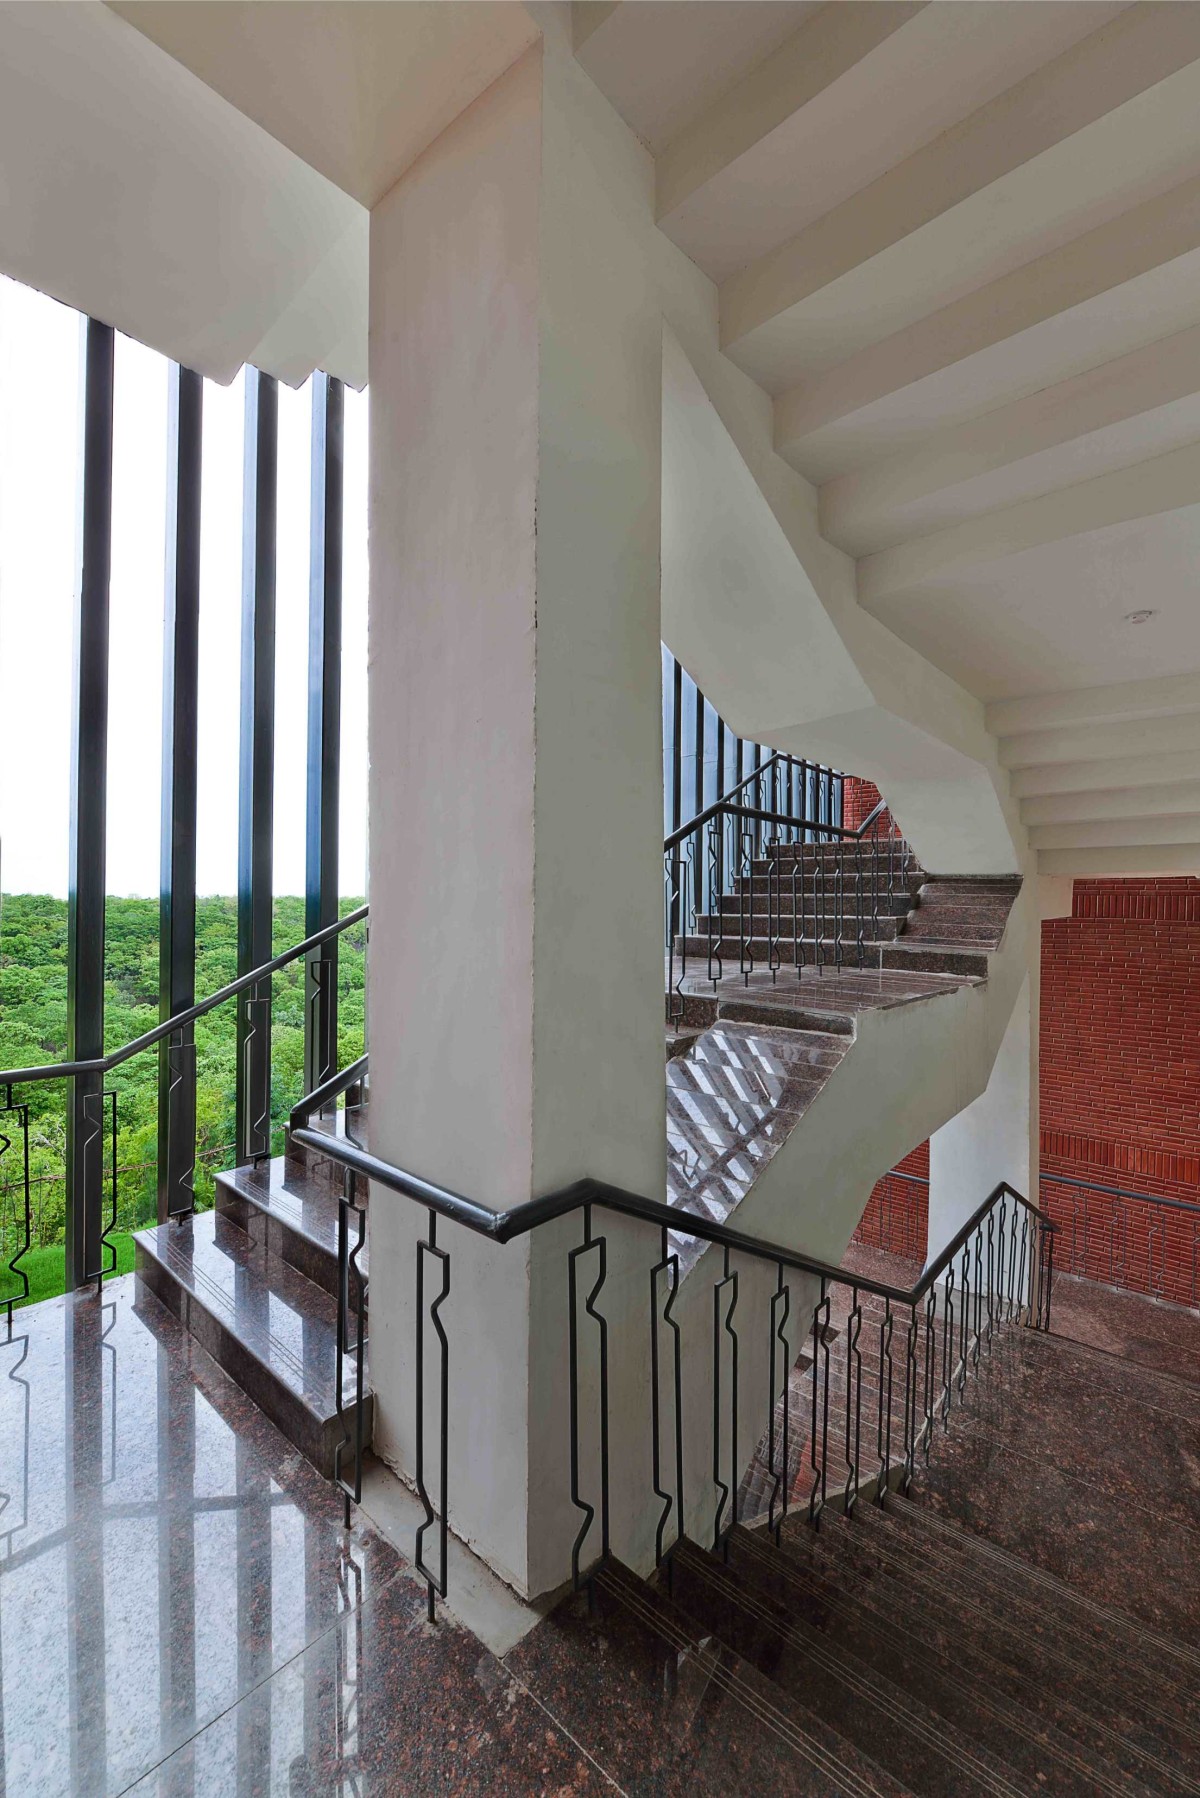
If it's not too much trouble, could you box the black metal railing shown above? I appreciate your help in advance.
[1041,1169,1199,1308]
[288,1083,1053,1623]
[665,752,915,1023]
[0,906,368,1313]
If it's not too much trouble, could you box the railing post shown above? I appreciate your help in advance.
[65,318,114,1291]
[305,374,344,1098]
[158,364,202,1222]
[236,369,277,1166]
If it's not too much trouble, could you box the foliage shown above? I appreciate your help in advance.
[0,894,366,1298]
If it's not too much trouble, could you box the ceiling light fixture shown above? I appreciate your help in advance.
[1123,609,1156,624]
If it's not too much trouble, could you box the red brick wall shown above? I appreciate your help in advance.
[1040,877,1200,1306]
[841,776,901,837]
[849,873,1200,1297]
[853,1140,929,1263]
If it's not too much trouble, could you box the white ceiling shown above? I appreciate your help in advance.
[109,1,539,208]
[576,0,1200,869]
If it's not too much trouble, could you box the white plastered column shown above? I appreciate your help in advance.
[365,43,664,1599]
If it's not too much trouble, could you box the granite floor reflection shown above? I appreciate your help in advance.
[0,1277,603,1797]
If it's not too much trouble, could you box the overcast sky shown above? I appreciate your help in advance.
[0,273,368,900]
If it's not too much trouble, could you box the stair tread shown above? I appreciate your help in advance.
[134,1211,362,1417]
[770,1500,1200,1772]
[218,1159,369,1279]
[506,1559,914,1798]
[729,1519,1197,1797]
[667,1539,1047,1798]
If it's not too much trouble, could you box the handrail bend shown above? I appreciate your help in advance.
[292,1108,1050,1305]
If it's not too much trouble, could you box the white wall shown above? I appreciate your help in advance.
[367,39,664,1597]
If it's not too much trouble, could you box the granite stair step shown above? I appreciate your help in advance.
[727,1516,1194,1798]
[505,1557,913,1798]
[134,1209,370,1479]
[216,1158,368,1299]
[665,1538,1036,1798]
[782,1499,1200,1783]
[878,1492,1200,1728]
[881,943,990,977]
[678,933,885,966]
[697,912,904,941]
[843,1496,1200,1761]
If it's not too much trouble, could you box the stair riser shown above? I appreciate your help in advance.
[216,1179,348,1305]
[700,913,902,941]
[677,935,884,967]
[135,1239,371,1480]
[882,946,989,976]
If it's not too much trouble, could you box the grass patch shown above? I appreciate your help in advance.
[1,1233,138,1310]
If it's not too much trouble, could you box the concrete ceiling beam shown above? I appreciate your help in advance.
[1020,780,1200,826]
[999,711,1200,772]
[1038,842,1200,875]
[820,325,1200,555]
[858,440,1200,608]
[986,672,1200,737]
[723,5,1200,375]
[1028,814,1200,851]
[774,172,1200,461]
[656,2,924,229]
[1010,750,1200,799]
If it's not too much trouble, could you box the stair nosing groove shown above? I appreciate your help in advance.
[674,1544,1028,1798]
[891,1492,1200,1675]
[831,1504,1200,1740]
[597,1569,898,1798]
[734,1521,1200,1793]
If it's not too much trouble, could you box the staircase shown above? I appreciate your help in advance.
[666,844,1023,1240]
[132,835,1025,1494]
[134,1105,371,1478]
[503,1319,1200,1797]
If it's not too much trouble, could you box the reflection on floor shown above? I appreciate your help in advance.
[0,1277,608,1797]
[1049,1270,1200,1386]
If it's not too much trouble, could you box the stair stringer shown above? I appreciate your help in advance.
[628,881,1036,1576]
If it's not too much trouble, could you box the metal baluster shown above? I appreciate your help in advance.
[957,1245,970,1397]
[767,1263,791,1544]
[650,1227,684,1581]
[0,1089,31,1325]
[414,1206,450,1622]
[711,1245,739,1555]
[922,1286,937,1461]
[706,815,723,990]
[855,836,865,967]
[877,1297,894,1503]
[940,1267,954,1426]
[809,1281,831,1526]
[835,837,844,971]
[568,1205,609,1596]
[903,1305,919,1492]
[844,1286,863,1515]
[973,1227,984,1365]
[334,1169,369,1529]
[164,1026,197,1221]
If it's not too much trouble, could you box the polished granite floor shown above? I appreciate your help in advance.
[1049,1271,1200,1386]
[0,1278,609,1798]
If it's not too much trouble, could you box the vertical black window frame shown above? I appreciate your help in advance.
[65,319,114,1290]
[305,374,344,1097]
[158,365,203,1224]
[236,370,278,1165]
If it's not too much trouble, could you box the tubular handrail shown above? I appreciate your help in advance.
[290,1051,368,1135]
[290,1107,1051,1307]
[0,904,369,1087]
[1041,1169,1200,1218]
[664,796,886,854]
